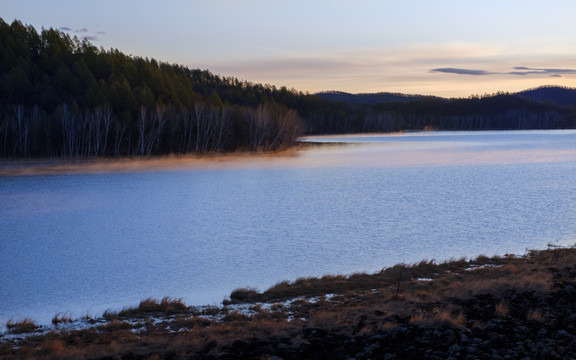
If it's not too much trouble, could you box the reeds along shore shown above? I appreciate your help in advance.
[2,246,576,359]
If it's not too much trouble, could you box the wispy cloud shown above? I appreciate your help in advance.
[58,26,103,42]
[512,67,576,76]
[82,35,100,41]
[431,66,576,77]
[431,68,498,76]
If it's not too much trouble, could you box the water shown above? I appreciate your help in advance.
[2,130,576,326]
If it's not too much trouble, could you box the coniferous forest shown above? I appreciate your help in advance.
[1,18,575,159]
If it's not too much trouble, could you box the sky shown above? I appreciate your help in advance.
[2,0,576,97]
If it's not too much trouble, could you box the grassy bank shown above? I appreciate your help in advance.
[2,246,576,359]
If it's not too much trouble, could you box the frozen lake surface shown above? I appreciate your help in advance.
[2,130,576,325]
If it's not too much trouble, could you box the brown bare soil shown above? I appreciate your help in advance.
[2,246,576,359]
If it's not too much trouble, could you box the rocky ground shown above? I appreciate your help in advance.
[1,246,576,359]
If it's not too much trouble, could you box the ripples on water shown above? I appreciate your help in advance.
[2,130,576,325]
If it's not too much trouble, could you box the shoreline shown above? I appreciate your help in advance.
[3,129,575,176]
[2,245,576,359]
[0,145,311,177]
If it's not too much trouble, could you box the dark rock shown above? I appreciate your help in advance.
[555,329,572,339]
[448,344,461,354]
[548,318,559,328]
[303,326,329,339]
[470,337,483,345]
[489,351,504,360]
[514,325,530,335]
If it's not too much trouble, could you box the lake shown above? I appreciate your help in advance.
[2,130,576,326]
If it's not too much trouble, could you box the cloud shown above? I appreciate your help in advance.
[431,68,497,76]
[513,67,576,75]
[58,26,103,42]
[431,66,576,77]
[59,27,86,33]
[82,35,100,41]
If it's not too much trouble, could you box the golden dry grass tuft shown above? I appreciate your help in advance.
[51,312,74,326]
[409,306,467,328]
[6,318,39,334]
[495,300,509,318]
[527,307,547,322]
[228,287,260,303]
[104,297,188,320]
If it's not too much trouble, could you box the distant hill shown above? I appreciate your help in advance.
[315,91,432,104]
[317,87,576,107]
[516,86,576,107]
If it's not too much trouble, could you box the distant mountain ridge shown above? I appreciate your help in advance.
[516,86,576,107]
[316,86,576,107]
[315,91,433,104]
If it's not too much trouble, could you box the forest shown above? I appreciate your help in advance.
[1,18,575,158]
[0,19,304,158]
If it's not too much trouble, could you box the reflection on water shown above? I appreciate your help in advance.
[2,130,576,325]
[301,130,576,167]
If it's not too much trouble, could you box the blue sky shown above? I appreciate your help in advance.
[2,0,576,97]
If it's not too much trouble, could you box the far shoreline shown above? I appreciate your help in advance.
[0,144,312,177]
[3,128,574,176]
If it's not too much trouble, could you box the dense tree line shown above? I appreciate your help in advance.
[1,18,575,158]
[369,93,575,131]
[0,19,302,158]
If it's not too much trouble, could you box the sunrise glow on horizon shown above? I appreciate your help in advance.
[2,0,575,97]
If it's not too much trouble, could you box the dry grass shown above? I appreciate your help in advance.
[409,307,467,328]
[527,307,547,322]
[495,300,510,318]
[5,318,39,334]
[51,312,74,326]
[224,252,518,305]
[221,311,251,322]
[435,264,553,299]
[228,287,260,303]
[105,297,188,320]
